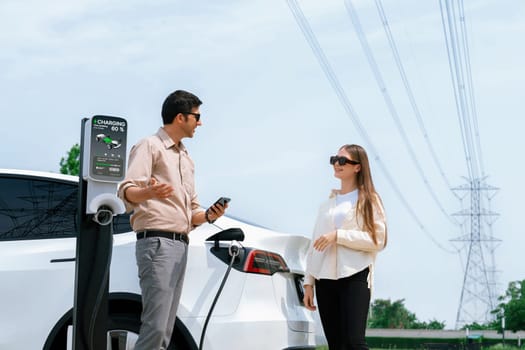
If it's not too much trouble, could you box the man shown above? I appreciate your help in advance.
[118,89,227,350]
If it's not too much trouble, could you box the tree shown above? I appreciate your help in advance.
[369,299,417,329]
[424,319,447,330]
[368,298,445,329]
[60,143,80,175]
[460,322,493,331]
[491,279,525,332]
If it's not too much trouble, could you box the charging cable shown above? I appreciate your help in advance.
[198,240,241,350]
[88,207,114,349]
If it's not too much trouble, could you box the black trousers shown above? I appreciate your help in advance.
[315,268,370,350]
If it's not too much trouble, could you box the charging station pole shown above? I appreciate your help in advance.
[73,116,127,350]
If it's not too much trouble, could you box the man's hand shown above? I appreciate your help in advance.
[313,231,337,252]
[124,177,174,204]
[206,201,229,222]
[303,285,316,311]
[147,177,174,199]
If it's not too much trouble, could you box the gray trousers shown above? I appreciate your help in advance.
[134,237,188,350]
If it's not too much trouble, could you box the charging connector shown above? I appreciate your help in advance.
[228,240,241,258]
[92,206,114,226]
[199,240,242,350]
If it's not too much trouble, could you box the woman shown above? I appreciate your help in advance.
[303,144,387,350]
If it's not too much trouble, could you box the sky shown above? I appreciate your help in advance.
[1,0,524,329]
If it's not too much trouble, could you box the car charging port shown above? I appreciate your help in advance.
[199,239,242,350]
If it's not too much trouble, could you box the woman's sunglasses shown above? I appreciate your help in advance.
[329,156,360,166]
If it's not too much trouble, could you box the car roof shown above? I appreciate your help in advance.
[0,168,306,239]
[0,168,79,183]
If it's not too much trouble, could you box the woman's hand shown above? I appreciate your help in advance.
[313,230,337,252]
[303,285,316,311]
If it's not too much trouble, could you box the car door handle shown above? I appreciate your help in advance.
[50,258,76,263]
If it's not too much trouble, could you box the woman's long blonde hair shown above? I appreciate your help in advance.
[341,144,387,247]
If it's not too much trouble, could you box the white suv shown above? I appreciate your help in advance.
[0,169,317,350]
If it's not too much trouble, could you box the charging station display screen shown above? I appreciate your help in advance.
[89,116,127,182]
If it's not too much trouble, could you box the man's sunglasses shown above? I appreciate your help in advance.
[184,112,201,122]
[329,156,360,166]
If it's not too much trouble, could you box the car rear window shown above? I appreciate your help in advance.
[0,175,132,241]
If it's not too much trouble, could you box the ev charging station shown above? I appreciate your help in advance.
[72,115,127,350]
[70,115,244,350]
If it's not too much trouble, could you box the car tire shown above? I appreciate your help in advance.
[107,313,193,350]
[106,312,141,349]
[45,311,194,350]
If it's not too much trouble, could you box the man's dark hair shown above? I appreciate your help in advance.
[161,90,202,125]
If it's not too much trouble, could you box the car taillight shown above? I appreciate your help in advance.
[209,246,290,276]
[243,249,290,275]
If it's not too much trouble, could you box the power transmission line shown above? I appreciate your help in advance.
[439,0,484,180]
[457,1,486,178]
[439,0,499,327]
[286,0,456,254]
[374,0,456,191]
[343,0,458,226]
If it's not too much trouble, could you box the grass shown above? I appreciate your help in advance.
[316,346,522,350]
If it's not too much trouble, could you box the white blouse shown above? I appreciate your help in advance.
[333,189,358,228]
[304,189,387,289]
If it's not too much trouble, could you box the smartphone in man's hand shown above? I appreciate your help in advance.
[213,197,231,207]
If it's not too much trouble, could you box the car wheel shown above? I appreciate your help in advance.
[107,313,191,350]
[45,312,191,350]
[107,312,140,350]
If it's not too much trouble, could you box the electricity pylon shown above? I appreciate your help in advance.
[452,177,500,329]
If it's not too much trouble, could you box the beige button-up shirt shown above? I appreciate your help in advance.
[118,128,204,234]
